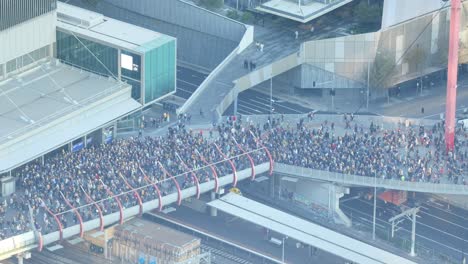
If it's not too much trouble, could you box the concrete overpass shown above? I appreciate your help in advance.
[275,163,468,195]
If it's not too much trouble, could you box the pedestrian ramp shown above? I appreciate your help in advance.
[208,193,418,264]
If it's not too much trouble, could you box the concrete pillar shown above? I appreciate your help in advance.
[17,255,23,264]
[41,155,45,166]
[104,229,108,259]
[210,192,217,217]
[269,174,276,199]
[332,185,351,227]
[84,135,88,148]
[117,49,122,81]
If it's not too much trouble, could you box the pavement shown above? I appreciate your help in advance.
[182,12,356,124]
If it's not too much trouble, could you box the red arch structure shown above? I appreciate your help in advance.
[233,140,256,180]
[119,173,143,215]
[195,149,219,193]
[249,130,274,175]
[100,180,124,225]
[139,166,163,212]
[213,143,238,187]
[80,185,104,231]
[158,161,182,206]
[59,191,84,238]
[176,153,200,199]
[39,198,63,240]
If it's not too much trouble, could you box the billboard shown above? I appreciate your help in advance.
[382,0,449,29]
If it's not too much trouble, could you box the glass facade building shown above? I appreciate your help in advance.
[56,29,176,105]
[56,31,118,77]
[137,37,176,104]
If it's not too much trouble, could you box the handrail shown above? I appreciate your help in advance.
[195,149,220,193]
[158,161,183,206]
[80,185,104,231]
[59,191,84,238]
[119,173,143,215]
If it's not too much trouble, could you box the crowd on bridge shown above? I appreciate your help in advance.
[0,120,269,240]
[1,113,467,240]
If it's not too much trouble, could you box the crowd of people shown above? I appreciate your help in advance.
[1,113,467,240]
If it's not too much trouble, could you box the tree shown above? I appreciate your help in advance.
[200,0,224,10]
[366,51,396,102]
[368,51,396,92]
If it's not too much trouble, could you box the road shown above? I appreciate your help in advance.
[176,66,208,100]
[176,66,314,115]
[341,194,468,263]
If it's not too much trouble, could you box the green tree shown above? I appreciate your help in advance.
[200,0,224,10]
[241,12,253,24]
[368,51,396,92]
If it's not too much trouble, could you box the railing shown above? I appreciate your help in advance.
[0,163,270,261]
[274,163,468,195]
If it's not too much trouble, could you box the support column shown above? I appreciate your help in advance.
[330,185,351,227]
[41,155,45,166]
[269,174,276,199]
[445,0,461,151]
[104,229,108,259]
[410,211,417,257]
[210,192,217,217]
[234,95,238,116]
[17,255,23,264]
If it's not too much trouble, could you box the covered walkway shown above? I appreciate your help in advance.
[208,193,418,264]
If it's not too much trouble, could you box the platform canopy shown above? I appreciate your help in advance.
[208,193,417,264]
[256,0,354,23]
[0,60,141,173]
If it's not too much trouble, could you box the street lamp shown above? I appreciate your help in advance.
[282,236,288,263]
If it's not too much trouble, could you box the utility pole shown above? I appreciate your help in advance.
[389,207,420,257]
[367,60,370,109]
[445,0,461,151]
[270,77,273,115]
[372,173,376,240]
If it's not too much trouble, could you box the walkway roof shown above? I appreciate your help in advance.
[208,193,417,264]
[256,0,354,23]
[0,60,140,172]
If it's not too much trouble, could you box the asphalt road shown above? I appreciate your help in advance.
[223,89,314,116]
[176,66,314,115]
[176,66,208,100]
[341,195,468,262]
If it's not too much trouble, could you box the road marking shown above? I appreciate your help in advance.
[178,79,200,87]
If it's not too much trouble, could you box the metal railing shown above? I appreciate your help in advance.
[274,163,468,195]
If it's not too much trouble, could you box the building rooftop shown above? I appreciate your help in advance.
[116,218,199,250]
[0,59,140,172]
[256,0,354,23]
[57,2,175,53]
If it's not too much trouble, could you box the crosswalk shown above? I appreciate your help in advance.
[201,244,254,264]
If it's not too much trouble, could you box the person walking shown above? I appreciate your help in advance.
[295,30,299,40]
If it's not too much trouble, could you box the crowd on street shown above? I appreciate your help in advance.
[1,113,467,240]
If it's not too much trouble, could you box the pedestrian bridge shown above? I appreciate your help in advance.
[2,161,467,261]
[0,163,270,261]
[275,163,468,195]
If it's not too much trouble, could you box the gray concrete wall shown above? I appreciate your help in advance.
[67,0,245,70]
